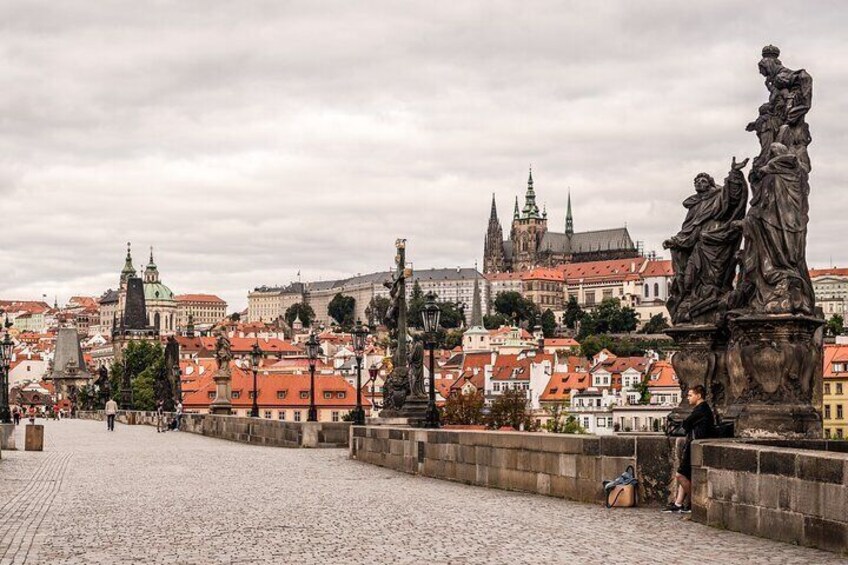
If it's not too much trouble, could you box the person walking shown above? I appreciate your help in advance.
[174,401,183,431]
[105,398,118,431]
[27,404,37,425]
[664,384,715,513]
[156,400,165,433]
[12,406,21,426]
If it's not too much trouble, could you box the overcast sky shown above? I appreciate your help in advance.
[1,1,847,312]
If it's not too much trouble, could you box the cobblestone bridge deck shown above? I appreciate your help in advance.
[0,420,841,564]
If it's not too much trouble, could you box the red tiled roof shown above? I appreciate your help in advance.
[642,260,673,277]
[540,371,591,401]
[810,268,848,278]
[557,257,647,283]
[490,353,554,381]
[647,360,677,388]
[545,338,580,348]
[823,345,848,378]
[173,336,302,355]
[520,268,565,282]
[484,272,524,281]
[175,294,227,303]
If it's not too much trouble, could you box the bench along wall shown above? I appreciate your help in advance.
[79,410,350,448]
[691,440,848,554]
[350,426,683,505]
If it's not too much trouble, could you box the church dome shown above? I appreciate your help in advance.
[144,281,175,302]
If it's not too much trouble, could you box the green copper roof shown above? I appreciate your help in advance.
[144,281,174,302]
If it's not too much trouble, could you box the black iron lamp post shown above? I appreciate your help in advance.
[0,328,13,424]
[368,364,379,413]
[250,342,262,418]
[305,332,320,422]
[351,319,369,425]
[421,296,441,428]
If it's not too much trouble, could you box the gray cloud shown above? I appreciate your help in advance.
[2,1,848,310]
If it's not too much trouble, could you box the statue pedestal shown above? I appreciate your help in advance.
[0,423,16,450]
[725,314,823,438]
[398,395,429,427]
[209,370,232,415]
[666,324,728,423]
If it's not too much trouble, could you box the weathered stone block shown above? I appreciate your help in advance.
[600,457,635,484]
[558,454,577,478]
[537,473,551,495]
[797,454,843,484]
[690,467,708,508]
[758,508,804,546]
[758,449,796,476]
[789,479,821,517]
[475,464,488,485]
[577,456,599,480]
[705,499,728,527]
[803,516,848,554]
[723,502,759,536]
[538,434,583,454]
[706,469,735,501]
[577,478,602,503]
[820,483,847,523]
[599,436,635,457]
[733,472,760,506]
[757,474,792,511]
[550,475,578,500]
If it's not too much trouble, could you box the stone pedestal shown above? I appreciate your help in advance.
[666,325,728,423]
[725,314,823,438]
[25,424,44,451]
[0,423,16,450]
[209,369,232,415]
[398,395,429,427]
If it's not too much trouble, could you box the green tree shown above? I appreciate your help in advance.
[544,404,586,434]
[487,388,535,431]
[230,312,241,322]
[579,334,613,360]
[563,296,583,329]
[541,309,557,338]
[108,341,165,411]
[408,282,426,329]
[437,301,465,329]
[483,313,508,330]
[826,314,844,337]
[633,379,651,405]
[365,296,391,326]
[328,293,356,330]
[577,298,638,340]
[442,390,485,425]
[493,291,540,328]
[641,313,670,334]
[440,329,465,350]
[285,302,315,328]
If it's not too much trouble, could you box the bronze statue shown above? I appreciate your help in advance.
[665,157,748,324]
[214,329,233,373]
[408,340,425,397]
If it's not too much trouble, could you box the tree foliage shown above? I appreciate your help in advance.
[541,309,557,338]
[442,390,485,425]
[640,313,670,335]
[577,298,638,340]
[826,314,844,337]
[108,341,165,411]
[285,302,315,328]
[365,296,391,327]
[543,404,586,434]
[483,313,508,330]
[563,296,583,329]
[487,388,535,431]
[493,291,540,328]
[328,293,356,330]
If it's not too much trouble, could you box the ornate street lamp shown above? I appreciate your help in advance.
[351,319,369,425]
[250,342,262,418]
[421,296,441,428]
[0,328,13,424]
[305,332,320,422]
[368,364,379,413]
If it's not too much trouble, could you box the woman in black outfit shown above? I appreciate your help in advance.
[664,384,714,513]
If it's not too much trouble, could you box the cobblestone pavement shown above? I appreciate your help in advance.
[0,420,842,564]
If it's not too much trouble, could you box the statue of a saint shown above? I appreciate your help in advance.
[408,340,425,397]
[664,157,749,324]
[215,329,233,374]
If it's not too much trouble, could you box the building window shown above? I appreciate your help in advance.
[337,392,345,399]
[278,411,285,420]
[232,391,241,399]
[838,428,844,439]
[838,383,844,395]
[838,405,844,419]
[294,411,302,422]
[332,411,340,422]
[207,391,215,400]
[654,283,660,297]
[300,391,309,399]
[277,391,287,399]
[825,383,831,395]
[264,410,272,419]
[825,404,831,419]
[597,417,606,427]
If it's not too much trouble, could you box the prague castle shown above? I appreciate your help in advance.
[483,169,639,273]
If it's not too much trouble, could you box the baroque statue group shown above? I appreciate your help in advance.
[665,45,821,438]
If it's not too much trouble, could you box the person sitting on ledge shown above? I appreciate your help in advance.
[664,384,714,514]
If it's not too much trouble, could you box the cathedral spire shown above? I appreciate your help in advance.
[522,166,541,219]
[489,193,498,222]
[513,196,520,220]
[566,189,574,236]
[121,242,137,286]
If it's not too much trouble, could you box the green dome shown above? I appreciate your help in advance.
[144,281,175,302]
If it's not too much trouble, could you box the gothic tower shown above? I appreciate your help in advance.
[510,168,548,271]
[565,189,574,237]
[483,194,505,273]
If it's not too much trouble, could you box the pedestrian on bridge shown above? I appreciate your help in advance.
[156,400,165,433]
[12,406,21,426]
[105,398,118,431]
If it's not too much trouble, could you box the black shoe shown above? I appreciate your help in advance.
[662,503,683,513]
[680,505,692,514]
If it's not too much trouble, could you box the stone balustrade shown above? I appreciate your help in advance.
[78,410,350,448]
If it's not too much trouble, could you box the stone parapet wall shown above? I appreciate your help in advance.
[78,410,350,448]
[691,440,848,554]
[350,426,683,505]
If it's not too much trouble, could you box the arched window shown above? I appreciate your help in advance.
[154,312,161,330]
[644,284,649,298]
[654,283,660,297]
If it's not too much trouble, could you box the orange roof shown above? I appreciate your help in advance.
[173,335,302,355]
[647,360,678,388]
[540,371,591,401]
[810,268,848,278]
[642,260,673,277]
[461,352,491,373]
[484,272,524,281]
[520,268,565,282]
[544,338,580,348]
[183,363,367,409]
[557,257,647,283]
[490,352,555,381]
[823,345,848,378]
[176,294,227,304]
